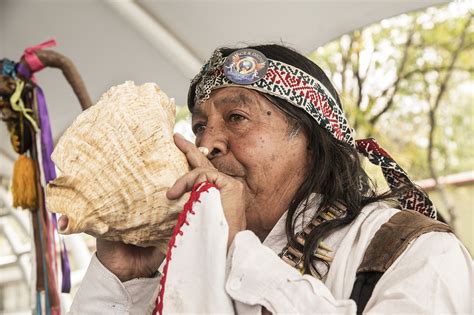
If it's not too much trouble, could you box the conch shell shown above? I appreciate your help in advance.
[46,81,190,248]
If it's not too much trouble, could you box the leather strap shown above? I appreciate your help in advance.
[350,210,452,314]
[357,210,452,273]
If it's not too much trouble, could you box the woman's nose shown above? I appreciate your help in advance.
[198,123,228,160]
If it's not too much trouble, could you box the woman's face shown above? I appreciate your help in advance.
[191,87,311,239]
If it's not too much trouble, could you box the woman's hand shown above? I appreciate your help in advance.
[57,132,246,281]
[167,133,247,249]
[96,239,165,282]
[57,216,165,282]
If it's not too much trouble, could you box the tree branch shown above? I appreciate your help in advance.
[353,33,363,109]
[402,66,474,81]
[341,35,353,97]
[368,20,417,132]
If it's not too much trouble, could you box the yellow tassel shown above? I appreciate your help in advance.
[12,154,37,209]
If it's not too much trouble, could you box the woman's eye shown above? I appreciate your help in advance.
[228,113,245,123]
[192,123,206,135]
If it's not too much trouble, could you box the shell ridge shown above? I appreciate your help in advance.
[46,81,190,248]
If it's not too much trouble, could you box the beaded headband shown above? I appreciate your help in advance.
[188,48,436,219]
[189,49,355,145]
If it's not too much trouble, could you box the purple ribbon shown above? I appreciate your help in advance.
[37,86,72,293]
[17,63,30,80]
[17,62,71,293]
[60,239,71,293]
[35,86,57,183]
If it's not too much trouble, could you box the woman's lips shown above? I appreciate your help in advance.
[212,161,245,179]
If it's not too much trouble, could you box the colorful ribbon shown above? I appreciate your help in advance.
[35,86,57,184]
[2,59,17,78]
[60,239,71,293]
[17,57,71,294]
[23,39,57,75]
[9,80,40,132]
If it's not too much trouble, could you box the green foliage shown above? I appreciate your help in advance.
[175,105,190,123]
[309,3,473,180]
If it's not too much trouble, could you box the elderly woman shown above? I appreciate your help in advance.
[68,45,471,314]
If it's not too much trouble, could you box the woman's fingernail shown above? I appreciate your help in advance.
[198,147,209,157]
[166,187,175,200]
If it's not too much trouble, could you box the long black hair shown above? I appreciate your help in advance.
[189,44,398,277]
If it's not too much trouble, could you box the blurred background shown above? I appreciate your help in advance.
[0,0,472,313]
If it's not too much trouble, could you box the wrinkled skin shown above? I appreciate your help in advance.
[72,87,311,281]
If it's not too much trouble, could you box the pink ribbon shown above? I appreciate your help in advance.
[23,39,57,75]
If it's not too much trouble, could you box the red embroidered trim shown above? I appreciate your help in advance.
[152,181,218,315]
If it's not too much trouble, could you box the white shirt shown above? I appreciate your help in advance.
[69,194,473,314]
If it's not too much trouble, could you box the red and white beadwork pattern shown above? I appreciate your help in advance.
[194,54,355,146]
[356,138,436,219]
